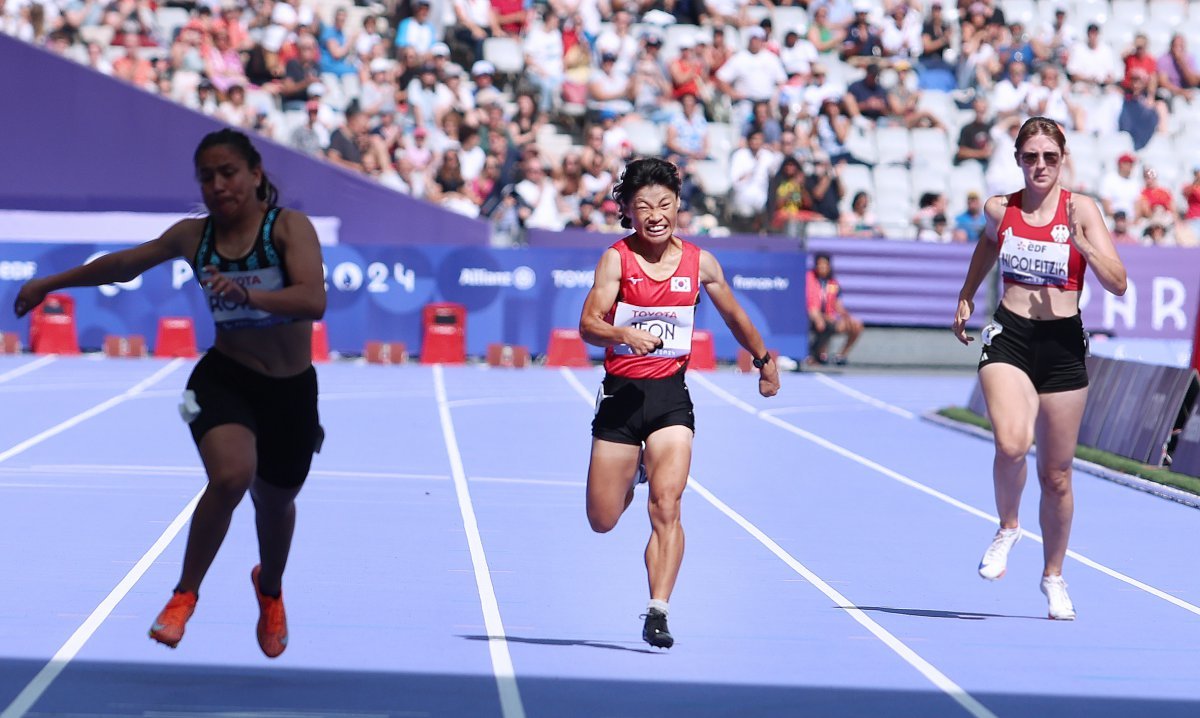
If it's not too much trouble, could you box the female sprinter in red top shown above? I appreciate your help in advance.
[14,129,326,656]
[579,157,781,648]
[952,117,1127,620]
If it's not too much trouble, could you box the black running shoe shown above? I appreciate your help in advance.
[642,609,674,649]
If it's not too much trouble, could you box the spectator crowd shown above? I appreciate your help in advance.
[5,0,1200,246]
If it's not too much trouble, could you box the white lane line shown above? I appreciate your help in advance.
[0,355,56,384]
[432,365,525,718]
[558,367,997,718]
[690,371,1200,619]
[0,489,203,718]
[0,360,185,465]
[812,373,916,419]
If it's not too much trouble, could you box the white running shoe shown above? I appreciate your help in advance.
[1040,575,1077,620]
[978,527,1022,580]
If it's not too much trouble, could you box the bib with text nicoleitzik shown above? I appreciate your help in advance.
[998,226,1072,287]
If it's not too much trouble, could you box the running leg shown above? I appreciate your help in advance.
[586,437,643,533]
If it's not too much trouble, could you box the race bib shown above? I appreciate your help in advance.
[999,230,1071,287]
[204,267,286,329]
[611,301,695,357]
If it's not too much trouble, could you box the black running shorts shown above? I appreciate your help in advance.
[591,369,696,445]
[182,348,323,488]
[978,303,1089,394]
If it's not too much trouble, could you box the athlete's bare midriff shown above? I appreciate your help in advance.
[1000,284,1081,321]
[211,323,311,377]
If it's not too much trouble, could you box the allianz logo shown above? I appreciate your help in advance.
[458,266,536,290]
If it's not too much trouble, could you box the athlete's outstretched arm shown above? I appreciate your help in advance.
[205,210,327,321]
[1069,194,1127,296]
[13,219,197,318]
[579,248,661,355]
[952,196,1003,345]
[699,250,780,397]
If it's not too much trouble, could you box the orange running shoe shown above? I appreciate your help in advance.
[251,564,288,658]
[149,590,197,648]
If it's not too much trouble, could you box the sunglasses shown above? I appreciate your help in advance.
[1019,151,1061,166]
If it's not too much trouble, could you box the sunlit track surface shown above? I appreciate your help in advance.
[1,355,1197,718]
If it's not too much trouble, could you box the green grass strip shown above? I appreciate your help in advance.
[937,406,1200,497]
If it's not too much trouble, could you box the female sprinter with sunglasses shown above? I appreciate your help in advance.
[951,117,1127,620]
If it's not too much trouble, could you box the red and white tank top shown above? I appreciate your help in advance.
[996,189,1087,291]
[603,237,701,379]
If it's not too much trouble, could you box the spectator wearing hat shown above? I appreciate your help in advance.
[1135,166,1176,227]
[954,191,987,242]
[1109,211,1139,245]
[566,197,600,230]
[289,99,330,157]
[471,60,497,98]
[715,26,786,129]
[436,63,476,121]
[395,0,435,56]
[1065,23,1117,93]
[840,0,882,66]
[453,0,499,67]
[523,7,565,115]
[1100,152,1142,219]
[359,58,396,116]
[800,62,845,117]
[595,198,624,233]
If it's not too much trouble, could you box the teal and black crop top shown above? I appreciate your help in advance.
[194,207,294,331]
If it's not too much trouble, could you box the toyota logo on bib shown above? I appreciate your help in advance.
[1051,224,1070,243]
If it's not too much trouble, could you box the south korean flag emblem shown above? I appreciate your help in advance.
[670,276,692,292]
[1050,224,1070,243]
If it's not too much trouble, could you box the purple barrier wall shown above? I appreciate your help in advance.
[0,35,488,246]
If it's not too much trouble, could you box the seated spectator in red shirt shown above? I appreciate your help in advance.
[1135,166,1174,224]
[806,252,863,366]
